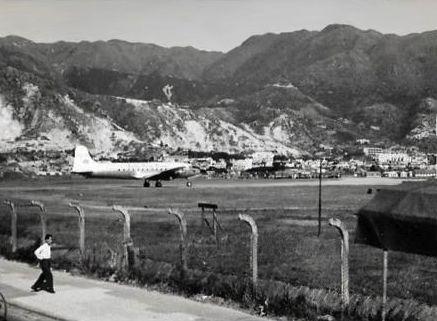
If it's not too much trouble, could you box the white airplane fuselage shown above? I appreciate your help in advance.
[78,161,189,179]
[72,145,196,181]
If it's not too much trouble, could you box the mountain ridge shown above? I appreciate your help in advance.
[2,24,437,157]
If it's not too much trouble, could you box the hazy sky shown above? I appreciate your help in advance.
[1,0,437,52]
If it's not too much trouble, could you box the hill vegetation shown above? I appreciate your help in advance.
[2,24,437,155]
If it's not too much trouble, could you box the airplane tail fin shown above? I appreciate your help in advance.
[72,145,96,173]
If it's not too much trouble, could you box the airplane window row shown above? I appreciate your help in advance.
[116,167,163,172]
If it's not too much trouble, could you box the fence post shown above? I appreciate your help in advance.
[382,250,388,321]
[3,200,17,253]
[328,218,350,307]
[238,214,258,291]
[112,205,133,270]
[168,208,188,278]
[29,200,47,242]
[69,202,86,257]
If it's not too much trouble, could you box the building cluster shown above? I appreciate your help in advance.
[172,146,437,180]
[0,149,73,178]
[1,143,436,180]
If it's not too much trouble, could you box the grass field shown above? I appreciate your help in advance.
[0,176,436,312]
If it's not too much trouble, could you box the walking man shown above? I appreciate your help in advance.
[31,234,55,293]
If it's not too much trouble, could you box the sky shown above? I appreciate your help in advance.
[1,0,437,52]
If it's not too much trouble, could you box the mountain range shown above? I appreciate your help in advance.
[2,24,437,158]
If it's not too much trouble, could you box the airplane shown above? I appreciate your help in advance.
[71,145,200,187]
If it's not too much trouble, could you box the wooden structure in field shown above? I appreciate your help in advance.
[198,202,223,246]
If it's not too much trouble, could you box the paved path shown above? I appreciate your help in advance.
[0,259,271,321]
[7,304,60,321]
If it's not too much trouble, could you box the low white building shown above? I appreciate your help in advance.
[212,159,227,169]
[251,152,274,167]
[399,171,410,178]
[384,171,398,178]
[414,169,436,177]
[363,147,383,156]
[374,152,411,165]
[232,158,253,171]
[356,138,370,145]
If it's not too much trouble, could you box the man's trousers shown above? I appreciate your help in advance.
[32,259,54,290]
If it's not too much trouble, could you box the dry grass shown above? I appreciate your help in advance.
[0,177,436,320]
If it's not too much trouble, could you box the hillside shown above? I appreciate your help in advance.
[0,66,303,157]
[2,25,437,159]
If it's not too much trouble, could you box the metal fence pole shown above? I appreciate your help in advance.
[382,250,388,321]
[29,200,47,242]
[3,200,17,253]
[328,218,350,307]
[238,214,258,290]
[69,202,86,257]
[112,205,133,270]
[168,208,188,277]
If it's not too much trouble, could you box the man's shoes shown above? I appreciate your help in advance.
[31,286,41,292]
[45,288,55,293]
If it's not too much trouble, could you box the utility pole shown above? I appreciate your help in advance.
[435,113,437,138]
[318,159,322,237]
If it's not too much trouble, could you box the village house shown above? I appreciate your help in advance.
[251,151,275,167]
[414,169,437,177]
[374,152,411,165]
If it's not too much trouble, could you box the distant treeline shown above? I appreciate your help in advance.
[188,150,246,161]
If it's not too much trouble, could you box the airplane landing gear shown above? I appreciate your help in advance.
[143,180,150,187]
[155,180,162,188]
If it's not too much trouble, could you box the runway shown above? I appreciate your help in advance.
[0,175,424,191]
